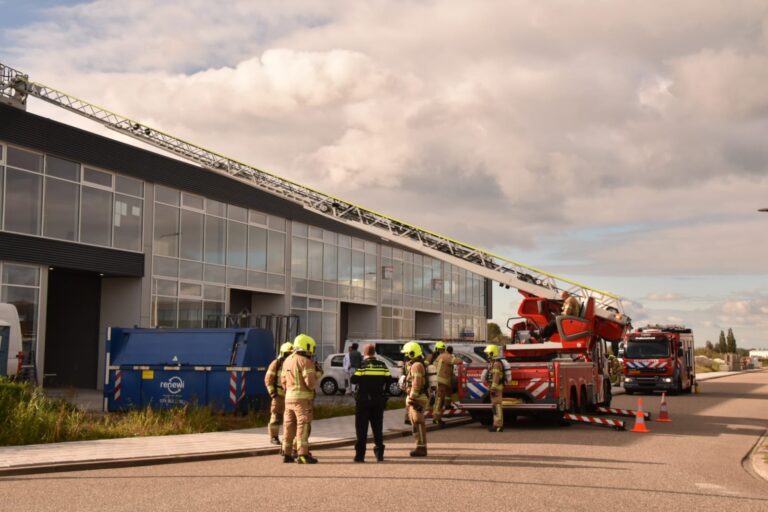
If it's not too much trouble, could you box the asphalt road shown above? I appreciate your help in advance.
[2,371,767,512]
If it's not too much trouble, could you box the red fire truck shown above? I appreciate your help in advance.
[620,325,695,395]
[457,292,629,424]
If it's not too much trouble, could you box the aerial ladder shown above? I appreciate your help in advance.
[0,61,629,326]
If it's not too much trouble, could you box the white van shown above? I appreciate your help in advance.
[0,303,22,377]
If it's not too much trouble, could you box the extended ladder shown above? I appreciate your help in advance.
[0,61,629,323]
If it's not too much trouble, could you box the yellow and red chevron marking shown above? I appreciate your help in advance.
[563,413,625,430]
[596,406,651,420]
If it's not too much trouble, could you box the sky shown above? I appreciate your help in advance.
[2,0,767,348]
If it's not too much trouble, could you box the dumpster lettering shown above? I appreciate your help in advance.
[160,376,185,394]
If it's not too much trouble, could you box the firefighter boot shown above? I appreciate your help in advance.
[282,454,296,463]
[409,446,428,457]
[374,444,385,462]
[488,427,503,432]
[297,454,319,464]
[270,436,281,445]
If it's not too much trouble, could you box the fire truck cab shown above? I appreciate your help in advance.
[621,325,695,395]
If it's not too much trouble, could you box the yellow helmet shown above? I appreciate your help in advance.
[279,342,294,357]
[484,344,500,359]
[293,333,316,355]
[434,341,446,351]
[401,341,423,360]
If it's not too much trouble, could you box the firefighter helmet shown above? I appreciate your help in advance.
[293,334,316,355]
[484,344,500,359]
[279,342,294,357]
[434,341,446,351]
[401,341,423,360]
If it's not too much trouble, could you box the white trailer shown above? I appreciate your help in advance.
[0,303,22,377]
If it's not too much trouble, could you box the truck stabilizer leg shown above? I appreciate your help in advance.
[596,406,651,421]
[562,413,626,431]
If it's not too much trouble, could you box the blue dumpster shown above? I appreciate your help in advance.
[104,327,274,413]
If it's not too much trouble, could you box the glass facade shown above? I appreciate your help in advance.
[1,139,489,363]
[0,143,144,252]
[150,184,287,328]
[0,261,41,357]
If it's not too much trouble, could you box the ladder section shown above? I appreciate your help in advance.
[1,61,627,322]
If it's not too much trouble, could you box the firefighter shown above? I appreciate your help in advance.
[281,333,322,464]
[538,290,581,340]
[484,344,505,432]
[431,341,455,425]
[350,343,392,462]
[400,357,412,425]
[264,341,294,445]
[401,341,428,457]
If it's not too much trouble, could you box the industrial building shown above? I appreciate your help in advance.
[0,103,491,389]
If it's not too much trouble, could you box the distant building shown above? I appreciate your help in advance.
[748,350,768,358]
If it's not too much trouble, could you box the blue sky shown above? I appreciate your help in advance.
[4,0,767,348]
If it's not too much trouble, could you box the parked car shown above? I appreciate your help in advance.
[319,353,403,396]
[342,339,432,364]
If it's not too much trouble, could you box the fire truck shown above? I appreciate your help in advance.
[620,325,695,395]
[457,292,629,424]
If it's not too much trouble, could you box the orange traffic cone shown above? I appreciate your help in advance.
[630,398,650,433]
[657,392,672,422]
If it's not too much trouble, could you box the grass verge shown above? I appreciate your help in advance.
[1,379,404,447]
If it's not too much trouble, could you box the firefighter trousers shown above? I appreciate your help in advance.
[283,399,313,456]
[354,397,385,458]
[433,383,450,421]
[408,397,428,448]
[490,389,503,428]
[268,395,285,438]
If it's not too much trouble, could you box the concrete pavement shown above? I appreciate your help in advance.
[0,369,761,477]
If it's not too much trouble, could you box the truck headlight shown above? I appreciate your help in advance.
[663,377,673,383]
[624,377,634,383]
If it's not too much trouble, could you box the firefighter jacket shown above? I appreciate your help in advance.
[434,352,454,387]
[406,360,428,401]
[350,357,392,402]
[264,357,286,397]
[488,360,504,392]
[281,352,319,401]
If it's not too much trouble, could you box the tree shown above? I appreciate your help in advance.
[717,330,727,354]
[705,340,714,352]
[487,322,503,342]
[726,328,737,353]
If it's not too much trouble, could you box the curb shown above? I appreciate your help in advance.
[0,415,474,477]
[744,428,768,484]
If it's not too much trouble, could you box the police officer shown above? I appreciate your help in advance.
[401,341,428,457]
[431,341,454,425]
[264,341,293,445]
[350,344,392,463]
[281,333,322,464]
[484,344,504,432]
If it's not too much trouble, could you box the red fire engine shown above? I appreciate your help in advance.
[620,325,695,394]
[457,292,629,424]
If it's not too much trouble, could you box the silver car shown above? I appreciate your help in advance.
[319,353,403,396]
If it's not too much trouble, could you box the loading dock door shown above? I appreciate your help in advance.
[44,268,101,388]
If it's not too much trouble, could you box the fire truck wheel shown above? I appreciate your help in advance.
[625,389,635,395]
[601,381,612,408]
[471,412,493,426]
[579,387,588,414]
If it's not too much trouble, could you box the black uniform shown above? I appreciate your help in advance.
[350,357,392,462]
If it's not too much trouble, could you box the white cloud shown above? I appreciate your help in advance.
[646,292,684,301]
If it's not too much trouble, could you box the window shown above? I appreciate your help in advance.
[154,296,177,327]
[43,176,79,240]
[227,205,247,222]
[4,168,42,235]
[181,192,204,210]
[206,199,225,217]
[46,156,79,181]
[155,185,179,206]
[179,209,203,261]
[178,300,202,328]
[267,231,285,274]
[227,221,247,268]
[323,244,337,281]
[116,175,143,197]
[308,240,323,281]
[247,226,267,271]
[291,237,307,278]
[114,194,142,251]
[154,203,180,257]
[204,216,226,264]
[83,167,113,188]
[81,186,113,245]
[7,147,43,172]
